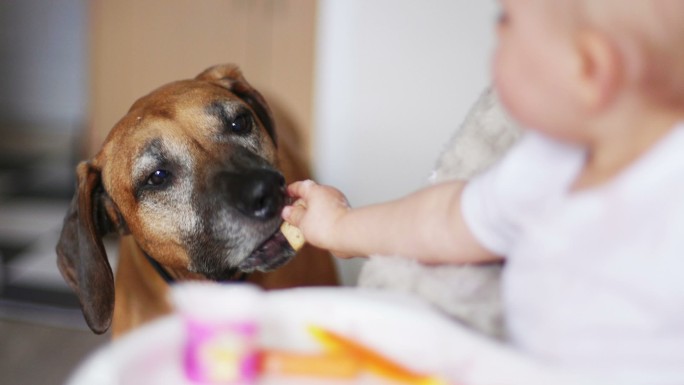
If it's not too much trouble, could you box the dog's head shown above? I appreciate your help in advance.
[56,64,296,333]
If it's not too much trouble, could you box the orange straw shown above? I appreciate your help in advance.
[308,326,449,385]
[260,350,361,379]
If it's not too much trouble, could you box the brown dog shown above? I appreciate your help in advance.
[56,64,338,337]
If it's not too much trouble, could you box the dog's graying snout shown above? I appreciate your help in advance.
[219,169,286,220]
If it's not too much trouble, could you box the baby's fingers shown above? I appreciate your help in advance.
[287,179,317,200]
[282,203,306,226]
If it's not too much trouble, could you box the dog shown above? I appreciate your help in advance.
[56,64,338,337]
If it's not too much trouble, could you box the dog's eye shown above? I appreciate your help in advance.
[230,114,252,135]
[147,170,171,186]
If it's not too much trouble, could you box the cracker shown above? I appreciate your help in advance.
[281,221,305,251]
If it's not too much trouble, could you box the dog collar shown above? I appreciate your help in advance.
[143,251,250,284]
[143,251,176,284]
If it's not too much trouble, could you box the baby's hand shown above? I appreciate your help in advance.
[282,180,353,258]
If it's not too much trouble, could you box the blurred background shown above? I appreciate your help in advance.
[0,0,495,383]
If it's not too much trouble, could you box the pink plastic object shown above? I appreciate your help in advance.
[172,283,263,384]
[184,318,259,383]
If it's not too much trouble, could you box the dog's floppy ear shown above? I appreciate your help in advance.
[56,161,117,334]
[196,63,277,145]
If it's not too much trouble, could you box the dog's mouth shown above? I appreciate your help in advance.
[237,224,296,273]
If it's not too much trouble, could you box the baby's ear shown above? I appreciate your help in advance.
[574,29,623,110]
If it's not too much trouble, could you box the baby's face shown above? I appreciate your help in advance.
[493,0,587,140]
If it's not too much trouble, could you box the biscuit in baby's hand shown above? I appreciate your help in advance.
[281,221,305,251]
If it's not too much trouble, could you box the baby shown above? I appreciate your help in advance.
[283,0,684,383]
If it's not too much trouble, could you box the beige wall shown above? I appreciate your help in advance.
[87,0,317,158]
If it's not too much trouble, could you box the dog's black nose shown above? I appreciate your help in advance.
[220,169,286,220]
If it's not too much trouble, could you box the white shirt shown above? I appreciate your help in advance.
[461,124,684,384]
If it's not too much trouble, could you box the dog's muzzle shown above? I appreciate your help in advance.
[216,168,296,272]
[238,228,296,273]
[219,168,287,221]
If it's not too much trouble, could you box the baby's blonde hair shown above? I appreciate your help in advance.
[576,0,684,106]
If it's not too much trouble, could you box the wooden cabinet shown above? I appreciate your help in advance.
[87,0,317,160]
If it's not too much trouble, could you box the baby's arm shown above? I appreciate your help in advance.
[282,180,499,265]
